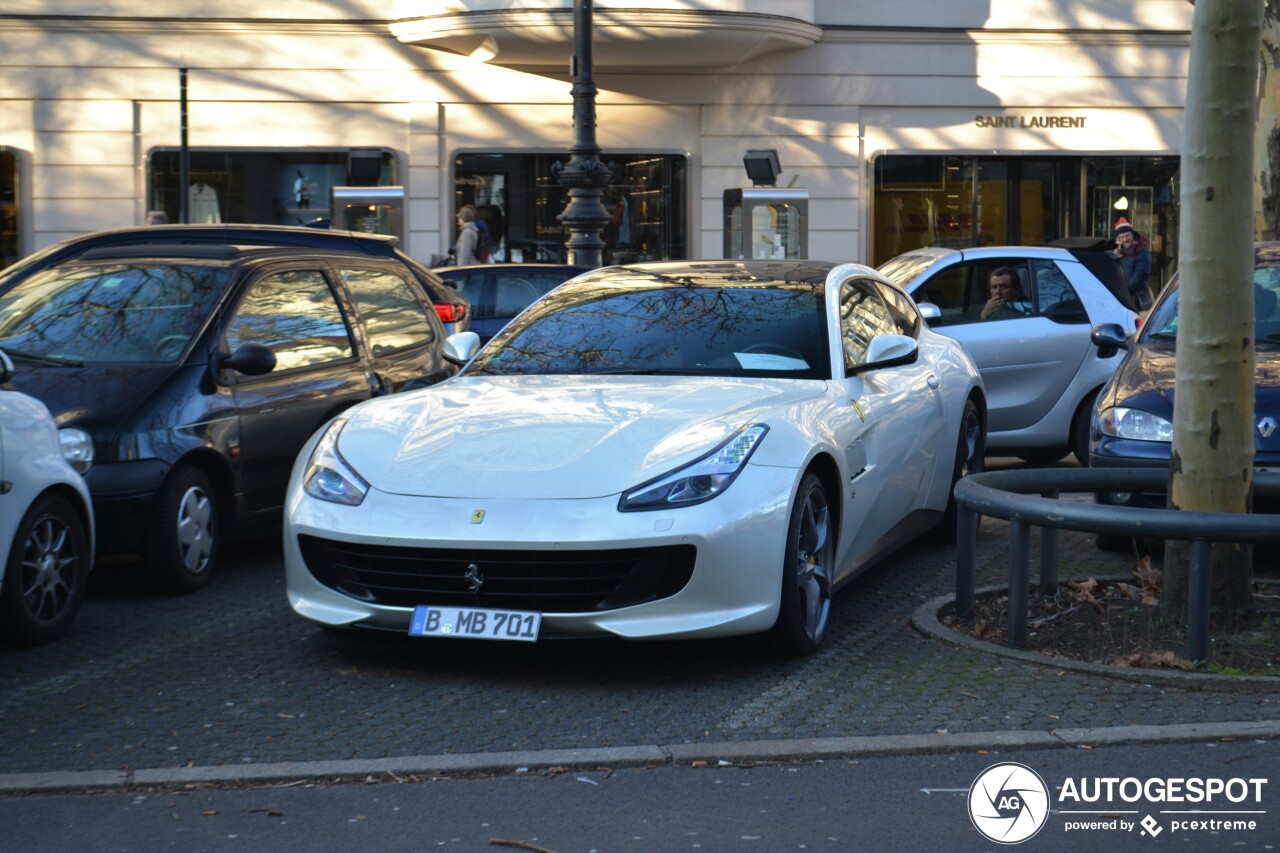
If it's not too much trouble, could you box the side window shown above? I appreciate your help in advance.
[968,260,1033,323]
[840,278,898,369]
[225,269,354,371]
[876,283,920,337]
[913,265,968,327]
[339,267,437,355]
[1032,260,1088,323]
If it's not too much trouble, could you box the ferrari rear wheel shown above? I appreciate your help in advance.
[937,397,985,541]
[772,472,835,657]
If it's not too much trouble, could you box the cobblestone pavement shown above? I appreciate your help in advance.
[1,492,1277,778]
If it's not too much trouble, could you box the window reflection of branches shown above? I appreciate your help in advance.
[840,279,899,368]
[339,267,435,355]
[0,263,230,363]
[466,275,830,380]
[225,270,354,371]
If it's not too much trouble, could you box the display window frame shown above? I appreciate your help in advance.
[146,147,398,229]
[452,150,690,265]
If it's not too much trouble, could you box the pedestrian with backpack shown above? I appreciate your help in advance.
[457,204,495,264]
[454,206,482,265]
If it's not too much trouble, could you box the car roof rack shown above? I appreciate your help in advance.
[78,243,245,260]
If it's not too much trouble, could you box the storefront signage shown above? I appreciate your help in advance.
[974,114,1087,128]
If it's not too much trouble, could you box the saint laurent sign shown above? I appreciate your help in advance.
[974,115,1087,128]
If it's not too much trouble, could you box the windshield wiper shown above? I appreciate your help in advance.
[584,367,710,376]
[0,347,84,367]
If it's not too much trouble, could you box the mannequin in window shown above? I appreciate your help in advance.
[188,182,221,224]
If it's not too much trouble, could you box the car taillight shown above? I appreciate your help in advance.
[1135,316,1143,330]
[435,303,467,323]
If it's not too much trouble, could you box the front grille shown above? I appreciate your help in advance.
[298,535,696,612]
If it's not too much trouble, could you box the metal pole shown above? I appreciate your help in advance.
[1186,537,1212,663]
[1007,520,1031,648]
[1038,489,1059,595]
[955,506,976,619]
[553,0,612,267]
[179,67,190,224]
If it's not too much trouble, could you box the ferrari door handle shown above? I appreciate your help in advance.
[927,374,940,389]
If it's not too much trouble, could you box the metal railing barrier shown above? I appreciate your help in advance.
[952,467,1280,662]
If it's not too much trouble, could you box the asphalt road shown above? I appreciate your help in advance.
[3,474,1279,781]
[2,741,1277,852]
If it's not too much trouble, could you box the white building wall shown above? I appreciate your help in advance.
[0,2,1193,264]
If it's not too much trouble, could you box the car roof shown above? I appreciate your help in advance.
[434,264,593,273]
[569,259,839,288]
[71,242,390,265]
[0,224,403,287]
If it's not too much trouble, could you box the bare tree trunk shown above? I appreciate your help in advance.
[1255,1,1280,239]
[1165,0,1261,622]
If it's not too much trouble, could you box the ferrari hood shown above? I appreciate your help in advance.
[334,375,824,499]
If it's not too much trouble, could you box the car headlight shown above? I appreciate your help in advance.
[58,427,94,474]
[302,418,369,506]
[1097,406,1173,442]
[619,424,768,512]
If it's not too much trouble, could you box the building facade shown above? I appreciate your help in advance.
[0,0,1192,286]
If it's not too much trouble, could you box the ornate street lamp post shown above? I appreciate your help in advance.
[552,0,613,268]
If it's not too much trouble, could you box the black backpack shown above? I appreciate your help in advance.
[474,222,492,262]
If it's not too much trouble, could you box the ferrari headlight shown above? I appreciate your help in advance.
[302,418,369,506]
[1097,407,1173,442]
[619,424,768,512]
[58,427,94,474]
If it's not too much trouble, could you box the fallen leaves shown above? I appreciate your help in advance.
[1110,650,1195,670]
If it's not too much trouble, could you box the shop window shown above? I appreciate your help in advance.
[454,152,687,265]
[148,148,396,229]
[1,149,18,270]
[872,154,1180,294]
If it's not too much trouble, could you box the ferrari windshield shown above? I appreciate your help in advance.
[462,276,831,380]
[1143,262,1280,348]
[877,252,943,288]
[0,262,232,363]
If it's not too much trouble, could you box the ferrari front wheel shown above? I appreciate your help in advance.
[772,472,835,657]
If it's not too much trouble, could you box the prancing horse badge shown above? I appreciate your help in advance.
[471,509,486,524]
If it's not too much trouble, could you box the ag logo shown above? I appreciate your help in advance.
[968,762,1051,844]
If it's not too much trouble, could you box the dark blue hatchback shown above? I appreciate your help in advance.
[0,243,454,594]
[1088,243,1280,516]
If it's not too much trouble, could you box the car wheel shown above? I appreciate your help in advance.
[772,472,835,657]
[1069,393,1098,466]
[937,397,985,541]
[144,465,217,594]
[0,494,91,645]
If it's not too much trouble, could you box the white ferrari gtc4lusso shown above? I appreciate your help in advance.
[284,260,985,655]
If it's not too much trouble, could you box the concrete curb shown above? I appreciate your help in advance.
[911,585,1280,691]
[4,722,1280,794]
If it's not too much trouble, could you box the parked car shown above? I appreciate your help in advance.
[1088,242,1280,522]
[284,260,985,655]
[434,263,592,342]
[0,352,95,645]
[0,242,454,593]
[0,224,472,336]
[878,239,1138,463]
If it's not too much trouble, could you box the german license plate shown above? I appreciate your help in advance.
[409,605,541,642]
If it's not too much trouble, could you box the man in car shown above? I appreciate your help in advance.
[979,266,1030,321]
